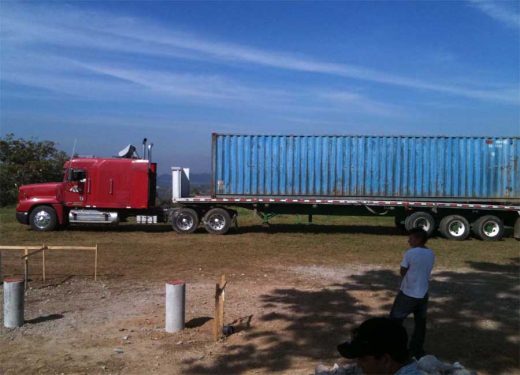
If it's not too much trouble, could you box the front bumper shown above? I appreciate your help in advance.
[16,211,29,225]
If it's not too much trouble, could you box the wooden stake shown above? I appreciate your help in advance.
[213,274,227,341]
[219,274,226,335]
[42,249,46,282]
[24,248,28,291]
[94,244,98,281]
[213,282,220,340]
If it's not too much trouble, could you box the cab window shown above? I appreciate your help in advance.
[67,169,86,182]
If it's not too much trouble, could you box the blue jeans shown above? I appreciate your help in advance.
[389,290,429,358]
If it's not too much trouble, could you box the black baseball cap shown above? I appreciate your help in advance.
[337,317,408,361]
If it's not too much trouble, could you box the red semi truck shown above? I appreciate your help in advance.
[16,138,520,241]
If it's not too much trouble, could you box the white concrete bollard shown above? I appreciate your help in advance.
[165,280,185,333]
[4,277,25,328]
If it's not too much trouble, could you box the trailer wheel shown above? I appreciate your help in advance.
[439,215,470,240]
[203,208,231,235]
[472,215,504,241]
[404,212,435,237]
[171,208,199,234]
[29,206,57,232]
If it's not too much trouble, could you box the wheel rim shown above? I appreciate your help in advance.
[34,210,51,230]
[414,218,431,232]
[176,214,194,231]
[482,221,500,237]
[448,220,466,237]
[207,214,226,231]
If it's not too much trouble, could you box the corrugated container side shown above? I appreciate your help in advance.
[212,135,519,201]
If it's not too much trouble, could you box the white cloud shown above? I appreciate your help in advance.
[468,0,520,29]
[1,3,518,105]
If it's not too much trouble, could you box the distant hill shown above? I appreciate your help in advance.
[157,173,211,187]
[156,173,211,199]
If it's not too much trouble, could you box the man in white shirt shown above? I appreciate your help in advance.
[390,227,435,359]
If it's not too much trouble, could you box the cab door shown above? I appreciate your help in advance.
[63,168,88,207]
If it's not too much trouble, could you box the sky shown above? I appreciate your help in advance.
[1,1,519,174]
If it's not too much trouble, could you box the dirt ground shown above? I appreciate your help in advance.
[0,211,519,374]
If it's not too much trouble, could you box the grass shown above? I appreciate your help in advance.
[1,205,518,278]
[1,205,519,374]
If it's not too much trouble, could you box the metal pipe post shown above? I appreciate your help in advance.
[4,277,25,328]
[165,280,185,333]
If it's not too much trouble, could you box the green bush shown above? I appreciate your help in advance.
[0,133,68,206]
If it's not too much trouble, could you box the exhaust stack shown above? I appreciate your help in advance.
[148,143,153,163]
[142,138,148,160]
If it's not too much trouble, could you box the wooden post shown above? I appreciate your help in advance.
[42,249,46,282]
[213,282,220,340]
[213,274,226,341]
[24,248,28,291]
[219,274,225,334]
[94,244,98,281]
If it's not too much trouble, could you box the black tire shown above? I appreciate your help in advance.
[203,208,231,235]
[439,215,470,240]
[171,208,199,234]
[29,206,58,231]
[472,215,504,241]
[404,212,435,237]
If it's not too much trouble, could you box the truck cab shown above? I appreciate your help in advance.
[16,156,157,231]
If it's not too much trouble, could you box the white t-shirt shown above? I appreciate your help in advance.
[400,247,435,299]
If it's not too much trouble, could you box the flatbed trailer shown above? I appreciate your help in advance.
[172,191,520,240]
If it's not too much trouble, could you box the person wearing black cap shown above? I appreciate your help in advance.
[337,317,422,375]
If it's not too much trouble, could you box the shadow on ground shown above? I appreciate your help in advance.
[184,257,520,374]
[186,317,213,329]
[26,313,64,324]
[66,224,172,233]
[237,223,404,236]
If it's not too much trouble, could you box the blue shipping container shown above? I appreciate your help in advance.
[212,134,519,202]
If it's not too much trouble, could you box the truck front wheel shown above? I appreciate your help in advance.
[203,208,231,235]
[472,215,504,241]
[171,208,199,234]
[29,206,58,232]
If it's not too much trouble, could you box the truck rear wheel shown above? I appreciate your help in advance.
[203,208,231,235]
[472,215,504,241]
[171,208,199,234]
[404,212,435,237]
[439,215,470,240]
[29,206,57,232]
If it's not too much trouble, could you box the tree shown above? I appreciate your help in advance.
[0,133,68,206]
